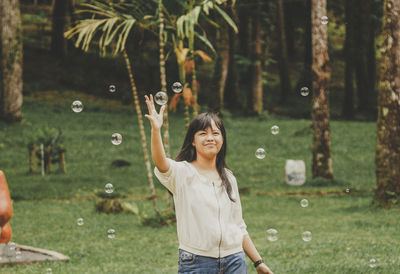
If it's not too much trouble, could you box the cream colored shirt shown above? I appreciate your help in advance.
[154,158,248,258]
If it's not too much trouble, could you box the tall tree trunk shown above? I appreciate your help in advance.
[250,0,263,115]
[284,2,295,61]
[122,50,159,215]
[354,1,371,112]
[224,0,241,112]
[342,0,355,119]
[0,0,23,123]
[211,12,230,112]
[158,0,173,213]
[277,0,291,104]
[238,1,253,112]
[51,0,70,57]
[299,0,312,93]
[374,0,400,208]
[366,0,377,102]
[311,0,333,180]
[218,30,230,111]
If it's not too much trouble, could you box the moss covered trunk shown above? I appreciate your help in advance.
[374,0,400,208]
[311,0,333,180]
[0,0,23,122]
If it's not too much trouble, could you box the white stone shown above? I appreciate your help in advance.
[285,160,306,186]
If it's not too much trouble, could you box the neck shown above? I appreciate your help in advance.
[192,154,217,171]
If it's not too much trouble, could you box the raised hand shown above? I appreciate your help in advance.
[144,94,166,130]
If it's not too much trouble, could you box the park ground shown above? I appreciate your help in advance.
[1,91,400,273]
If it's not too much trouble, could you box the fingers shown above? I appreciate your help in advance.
[144,95,153,115]
[160,105,166,115]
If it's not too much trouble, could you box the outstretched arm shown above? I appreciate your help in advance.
[144,94,169,173]
[243,234,274,274]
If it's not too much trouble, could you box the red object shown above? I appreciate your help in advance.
[0,170,13,243]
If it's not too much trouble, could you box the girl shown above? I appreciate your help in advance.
[144,94,273,274]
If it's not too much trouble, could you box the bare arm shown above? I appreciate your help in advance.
[144,94,169,173]
[243,234,274,274]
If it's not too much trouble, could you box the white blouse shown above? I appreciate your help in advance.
[154,158,248,258]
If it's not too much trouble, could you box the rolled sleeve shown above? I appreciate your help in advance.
[154,158,177,195]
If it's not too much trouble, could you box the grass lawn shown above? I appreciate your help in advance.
[1,93,399,273]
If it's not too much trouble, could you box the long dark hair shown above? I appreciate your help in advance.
[175,113,236,202]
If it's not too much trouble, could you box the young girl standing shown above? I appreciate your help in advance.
[145,95,273,274]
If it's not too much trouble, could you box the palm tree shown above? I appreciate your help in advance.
[167,0,238,124]
[65,0,161,214]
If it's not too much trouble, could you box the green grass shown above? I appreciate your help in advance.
[1,94,398,273]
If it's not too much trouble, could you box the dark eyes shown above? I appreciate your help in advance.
[198,131,220,135]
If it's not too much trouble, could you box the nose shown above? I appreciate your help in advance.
[206,133,214,141]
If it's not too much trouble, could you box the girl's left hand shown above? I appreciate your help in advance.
[256,263,274,274]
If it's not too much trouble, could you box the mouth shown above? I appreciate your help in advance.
[205,143,216,146]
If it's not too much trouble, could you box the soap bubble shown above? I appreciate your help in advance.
[369,258,376,268]
[155,91,168,105]
[302,231,312,242]
[105,183,114,194]
[255,148,266,159]
[300,87,310,97]
[266,228,278,242]
[107,229,116,239]
[46,268,53,274]
[300,199,309,208]
[111,133,122,145]
[77,218,84,226]
[15,250,22,260]
[71,100,83,113]
[109,85,116,93]
[172,82,183,93]
[271,125,279,135]
[321,16,328,25]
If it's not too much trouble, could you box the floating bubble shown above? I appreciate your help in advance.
[321,16,328,25]
[105,183,114,194]
[109,84,116,93]
[302,231,312,242]
[369,258,376,268]
[300,199,309,208]
[271,125,279,135]
[172,82,183,93]
[71,100,83,113]
[155,91,168,105]
[107,228,116,239]
[300,87,310,97]
[111,133,122,145]
[46,268,53,274]
[77,218,84,226]
[266,228,278,242]
[255,148,266,159]
[345,188,350,193]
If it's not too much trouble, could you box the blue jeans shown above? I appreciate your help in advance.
[178,248,248,274]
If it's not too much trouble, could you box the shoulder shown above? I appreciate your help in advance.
[224,168,237,182]
[172,159,194,173]
[224,167,234,176]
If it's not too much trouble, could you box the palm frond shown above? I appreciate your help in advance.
[65,0,155,56]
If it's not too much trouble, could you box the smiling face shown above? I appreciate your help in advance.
[192,119,223,159]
